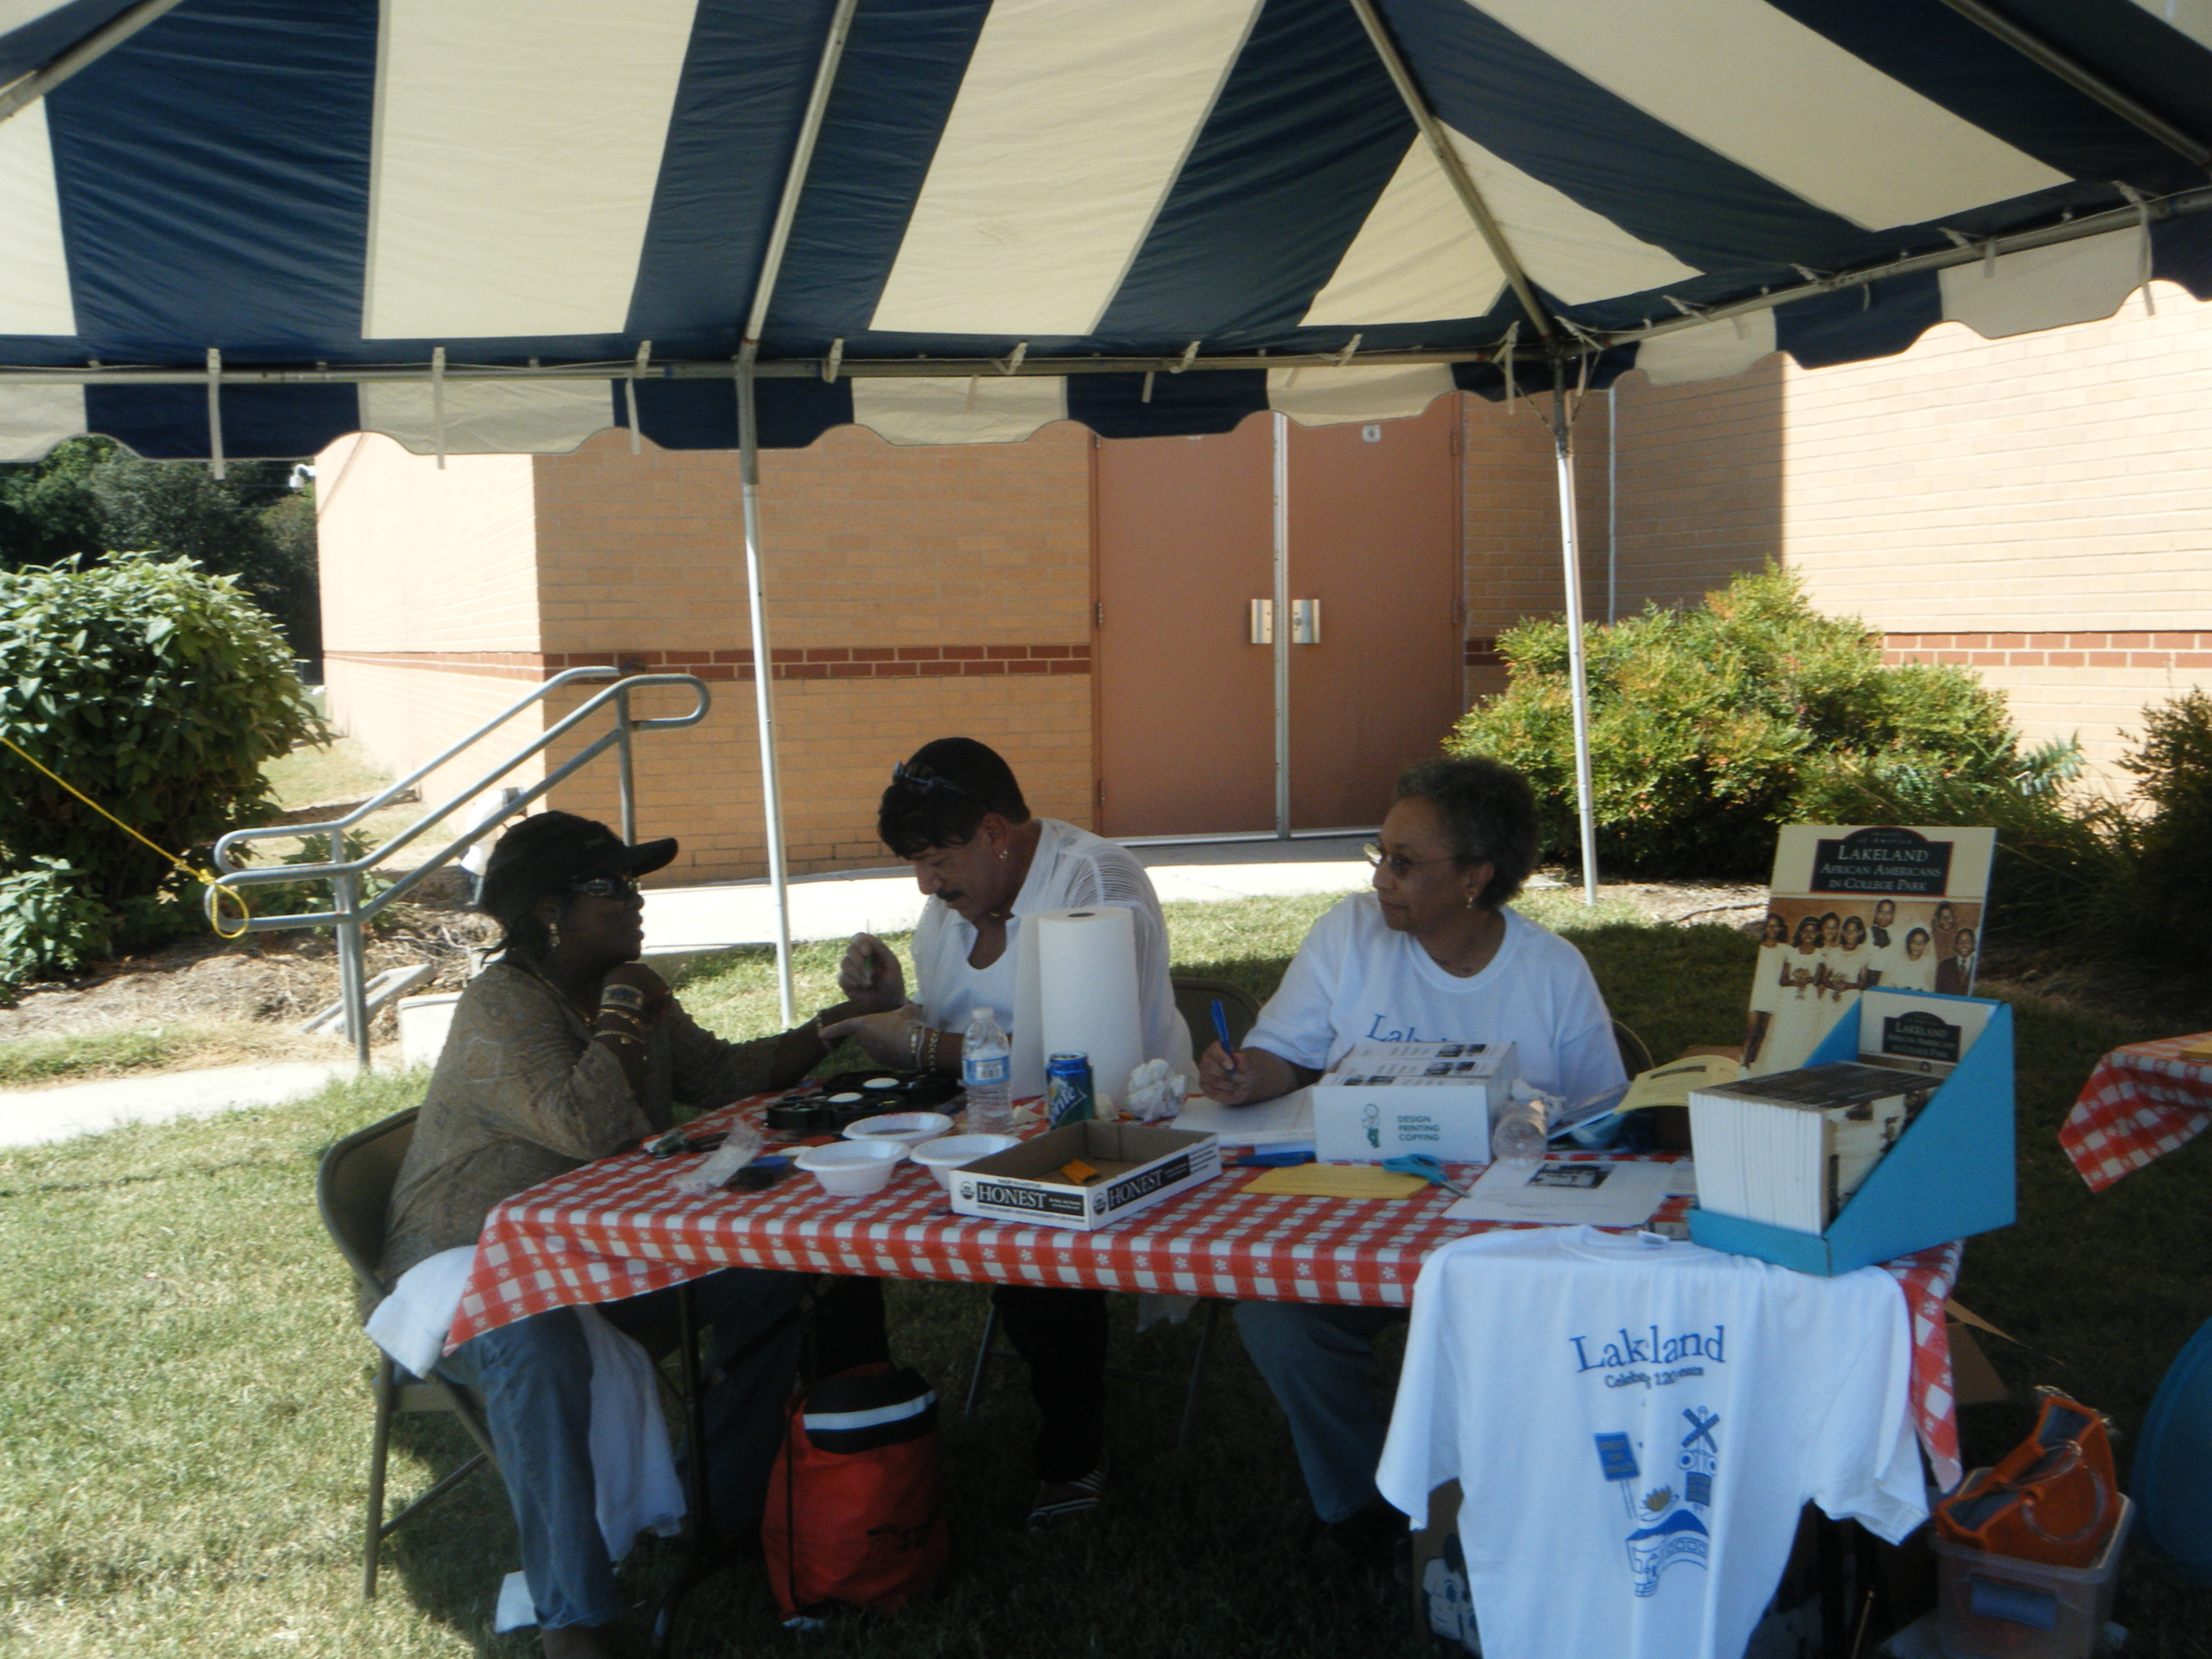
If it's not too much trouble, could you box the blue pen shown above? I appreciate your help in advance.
[1209,998,1238,1070]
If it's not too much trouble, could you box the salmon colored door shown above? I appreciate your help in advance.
[1094,418,1277,836]
[1094,398,1463,839]
[1285,398,1464,829]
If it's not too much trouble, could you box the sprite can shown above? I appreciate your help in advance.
[1046,1052,1095,1127]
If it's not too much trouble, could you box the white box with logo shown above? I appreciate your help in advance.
[947,1121,1221,1232]
[1313,1040,1520,1165]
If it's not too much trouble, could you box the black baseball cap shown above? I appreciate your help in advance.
[478,811,676,919]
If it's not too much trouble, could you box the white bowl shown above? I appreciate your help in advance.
[793,1139,907,1197]
[908,1133,1022,1190]
[844,1111,955,1148]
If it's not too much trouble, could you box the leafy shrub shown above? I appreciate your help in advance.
[0,856,113,988]
[0,554,324,933]
[1453,567,2028,876]
[2103,692,2212,968]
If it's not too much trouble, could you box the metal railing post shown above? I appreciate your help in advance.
[615,684,637,846]
[331,819,370,1068]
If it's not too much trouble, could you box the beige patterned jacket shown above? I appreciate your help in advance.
[378,960,779,1286]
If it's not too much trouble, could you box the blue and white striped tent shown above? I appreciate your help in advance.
[4,0,2211,462]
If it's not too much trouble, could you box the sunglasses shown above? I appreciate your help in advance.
[890,760,976,799]
[566,874,642,899]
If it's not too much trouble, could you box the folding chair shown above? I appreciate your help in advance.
[316,1107,503,1597]
[960,977,1264,1449]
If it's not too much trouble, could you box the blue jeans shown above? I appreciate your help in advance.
[438,1268,804,1631]
[1235,1301,1406,1524]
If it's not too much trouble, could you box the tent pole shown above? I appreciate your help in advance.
[737,365,797,1026]
[1272,411,1291,839]
[0,0,187,127]
[723,0,856,1027]
[1550,400,1601,907]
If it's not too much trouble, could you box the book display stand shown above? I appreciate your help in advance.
[1690,991,2014,1275]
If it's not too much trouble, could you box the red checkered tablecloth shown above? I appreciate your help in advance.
[449,1100,1966,1487]
[2060,1033,2212,1191]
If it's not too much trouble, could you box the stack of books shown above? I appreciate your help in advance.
[1689,1062,1940,1235]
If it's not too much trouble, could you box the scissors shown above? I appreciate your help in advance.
[1381,1153,1473,1199]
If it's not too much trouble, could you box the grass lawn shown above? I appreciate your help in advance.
[1,894,2206,1656]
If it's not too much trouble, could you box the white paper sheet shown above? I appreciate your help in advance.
[1170,1087,1315,1147]
[1443,1158,1675,1228]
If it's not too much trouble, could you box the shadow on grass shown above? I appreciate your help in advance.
[373,1282,1418,1657]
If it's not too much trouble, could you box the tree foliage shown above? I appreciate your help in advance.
[0,438,318,656]
[0,557,324,979]
[1452,567,2034,876]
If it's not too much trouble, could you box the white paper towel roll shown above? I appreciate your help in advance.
[1028,907,1144,1112]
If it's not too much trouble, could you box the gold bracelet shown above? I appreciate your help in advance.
[908,1021,923,1067]
[598,1029,645,1048]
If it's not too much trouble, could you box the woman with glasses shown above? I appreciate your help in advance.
[381,812,885,1659]
[1196,756,1626,1575]
[828,736,1190,1531]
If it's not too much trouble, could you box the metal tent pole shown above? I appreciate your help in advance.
[737,366,797,1027]
[1272,410,1291,839]
[1550,400,1601,906]
[725,0,858,1027]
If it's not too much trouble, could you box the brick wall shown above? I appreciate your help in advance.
[317,423,1099,882]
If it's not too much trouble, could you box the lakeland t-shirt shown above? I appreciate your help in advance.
[1244,894,1625,1104]
[1378,1228,1927,1659]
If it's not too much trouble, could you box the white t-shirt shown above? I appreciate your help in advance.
[909,818,1188,1093]
[1379,1228,1927,1659]
[1244,894,1626,1104]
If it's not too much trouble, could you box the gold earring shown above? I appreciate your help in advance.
[547,919,562,950]
[1465,891,1478,911]
[998,848,1009,862]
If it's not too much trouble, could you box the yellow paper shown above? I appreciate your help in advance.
[1242,1165,1430,1199]
[1619,1054,1741,1113]
[2177,1039,2212,1064]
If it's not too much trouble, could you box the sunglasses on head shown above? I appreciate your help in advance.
[566,874,642,899]
[891,760,976,799]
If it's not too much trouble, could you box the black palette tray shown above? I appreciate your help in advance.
[763,1068,963,1134]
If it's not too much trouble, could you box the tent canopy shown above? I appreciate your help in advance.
[3,0,2212,462]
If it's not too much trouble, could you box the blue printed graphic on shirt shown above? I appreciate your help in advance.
[1592,1405,1720,1596]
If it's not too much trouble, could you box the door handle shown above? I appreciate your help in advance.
[1249,599,1273,645]
[1290,599,1320,645]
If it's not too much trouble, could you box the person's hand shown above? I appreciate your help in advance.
[837,933,907,1014]
[1198,1041,1253,1105]
[820,1004,925,1068]
[600,961,674,1025]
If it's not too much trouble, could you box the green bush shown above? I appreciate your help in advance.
[0,856,113,987]
[1453,568,2029,876]
[2105,691,2212,967]
[0,555,324,962]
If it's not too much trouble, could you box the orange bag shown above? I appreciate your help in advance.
[763,1364,950,1618]
[1934,1389,2118,1567]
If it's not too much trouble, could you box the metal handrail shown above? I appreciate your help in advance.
[209,668,711,1067]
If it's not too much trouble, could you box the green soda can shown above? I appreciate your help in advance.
[1046,1052,1095,1127]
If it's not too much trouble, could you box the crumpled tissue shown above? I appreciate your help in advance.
[1122,1058,1187,1123]
[671,1126,763,1195]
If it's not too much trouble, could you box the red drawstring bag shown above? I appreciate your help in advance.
[763,1364,950,1617]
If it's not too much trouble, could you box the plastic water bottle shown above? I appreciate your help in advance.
[961,1007,1013,1133]
[1490,1084,1550,1168]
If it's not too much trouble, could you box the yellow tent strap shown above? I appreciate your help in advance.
[0,734,252,939]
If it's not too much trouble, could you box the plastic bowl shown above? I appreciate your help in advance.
[843,1111,955,1148]
[793,1139,907,1197]
[908,1133,1022,1190]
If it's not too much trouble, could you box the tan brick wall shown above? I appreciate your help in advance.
[316,432,552,804]
[317,423,1101,882]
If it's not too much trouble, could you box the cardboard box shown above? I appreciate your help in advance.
[1313,1041,1518,1165]
[948,1121,1221,1231]
[1689,993,2014,1275]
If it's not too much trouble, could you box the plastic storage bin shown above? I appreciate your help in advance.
[1932,1490,2131,1659]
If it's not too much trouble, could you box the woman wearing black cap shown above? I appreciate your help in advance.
[380,811,892,1659]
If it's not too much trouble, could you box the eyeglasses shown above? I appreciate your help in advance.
[567,874,641,899]
[1362,842,1457,880]
[891,760,976,799]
